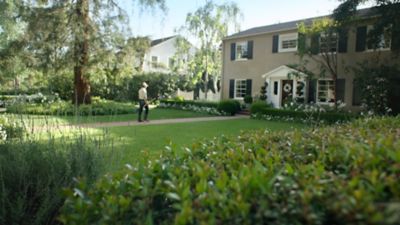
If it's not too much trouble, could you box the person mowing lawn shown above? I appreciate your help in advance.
[138,82,149,122]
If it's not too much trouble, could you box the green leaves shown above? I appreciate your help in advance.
[61,116,400,224]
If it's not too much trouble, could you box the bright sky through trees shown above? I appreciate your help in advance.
[122,0,373,39]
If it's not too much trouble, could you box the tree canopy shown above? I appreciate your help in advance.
[0,0,166,103]
[177,0,242,98]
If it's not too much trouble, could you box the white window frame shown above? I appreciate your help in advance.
[234,79,247,99]
[151,56,158,67]
[235,41,248,60]
[317,79,335,104]
[366,25,391,51]
[278,33,298,52]
[320,32,338,53]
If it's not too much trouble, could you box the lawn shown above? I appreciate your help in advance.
[102,118,306,170]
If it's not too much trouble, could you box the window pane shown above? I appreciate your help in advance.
[235,80,247,98]
[317,80,334,103]
[236,42,248,59]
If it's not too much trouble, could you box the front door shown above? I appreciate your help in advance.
[281,80,293,105]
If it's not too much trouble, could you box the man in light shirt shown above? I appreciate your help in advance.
[138,82,149,122]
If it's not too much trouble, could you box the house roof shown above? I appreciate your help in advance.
[224,7,377,40]
[151,35,177,47]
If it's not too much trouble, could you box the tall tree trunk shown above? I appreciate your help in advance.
[73,0,91,105]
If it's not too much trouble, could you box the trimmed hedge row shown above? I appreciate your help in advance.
[160,99,241,116]
[160,99,219,109]
[251,105,358,123]
[60,117,400,224]
[6,99,136,116]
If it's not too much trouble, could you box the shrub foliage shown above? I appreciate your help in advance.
[61,117,400,224]
[0,135,109,225]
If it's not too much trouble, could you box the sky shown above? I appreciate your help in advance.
[123,0,372,40]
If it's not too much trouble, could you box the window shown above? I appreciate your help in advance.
[236,42,248,59]
[151,56,158,67]
[320,32,338,53]
[273,81,278,95]
[367,25,391,50]
[279,33,298,52]
[317,79,335,103]
[235,79,247,99]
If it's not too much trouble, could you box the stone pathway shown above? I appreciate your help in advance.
[35,115,249,131]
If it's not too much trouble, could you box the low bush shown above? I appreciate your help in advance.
[0,134,110,225]
[60,117,400,224]
[243,95,253,104]
[250,101,271,114]
[217,99,241,116]
[160,99,219,109]
[159,99,223,115]
[6,98,136,116]
[252,107,358,124]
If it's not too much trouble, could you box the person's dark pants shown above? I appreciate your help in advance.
[138,99,149,121]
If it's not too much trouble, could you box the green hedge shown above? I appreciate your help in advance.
[61,117,400,224]
[217,99,241,115]
[6,99,136,116]
[251,105,358,124]
[160,99,219,109]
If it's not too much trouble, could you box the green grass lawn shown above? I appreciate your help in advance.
[5,108,214,126]
[103,118,306,170]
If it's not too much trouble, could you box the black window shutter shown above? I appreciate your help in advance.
[298,33,306,52]
[310,34,320,54]
[356,26,367,52]
[391,24,400,52]
[230,43,236,60]
[272,35,279,53]
[352,79,362,106]
[229,79,235,98]
[246,79,252,96]
[247,41,253,59]
[335,79,346,102]
[338,29,348,53]
[308,79,317,103]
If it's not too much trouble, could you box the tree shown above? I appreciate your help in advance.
[177,0,241,99]
[0,0,166,104]
[297,18,342,106]
[333,0,400,53]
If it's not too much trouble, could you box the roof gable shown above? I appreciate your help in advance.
[262,65,307,79]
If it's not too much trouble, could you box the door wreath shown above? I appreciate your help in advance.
[283,83,292,93]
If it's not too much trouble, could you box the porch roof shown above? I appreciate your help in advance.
[262,65,307,79]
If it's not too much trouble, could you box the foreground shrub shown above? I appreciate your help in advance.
[0,135,110,225]
[61,117,400,224]
[217,99,241,115]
